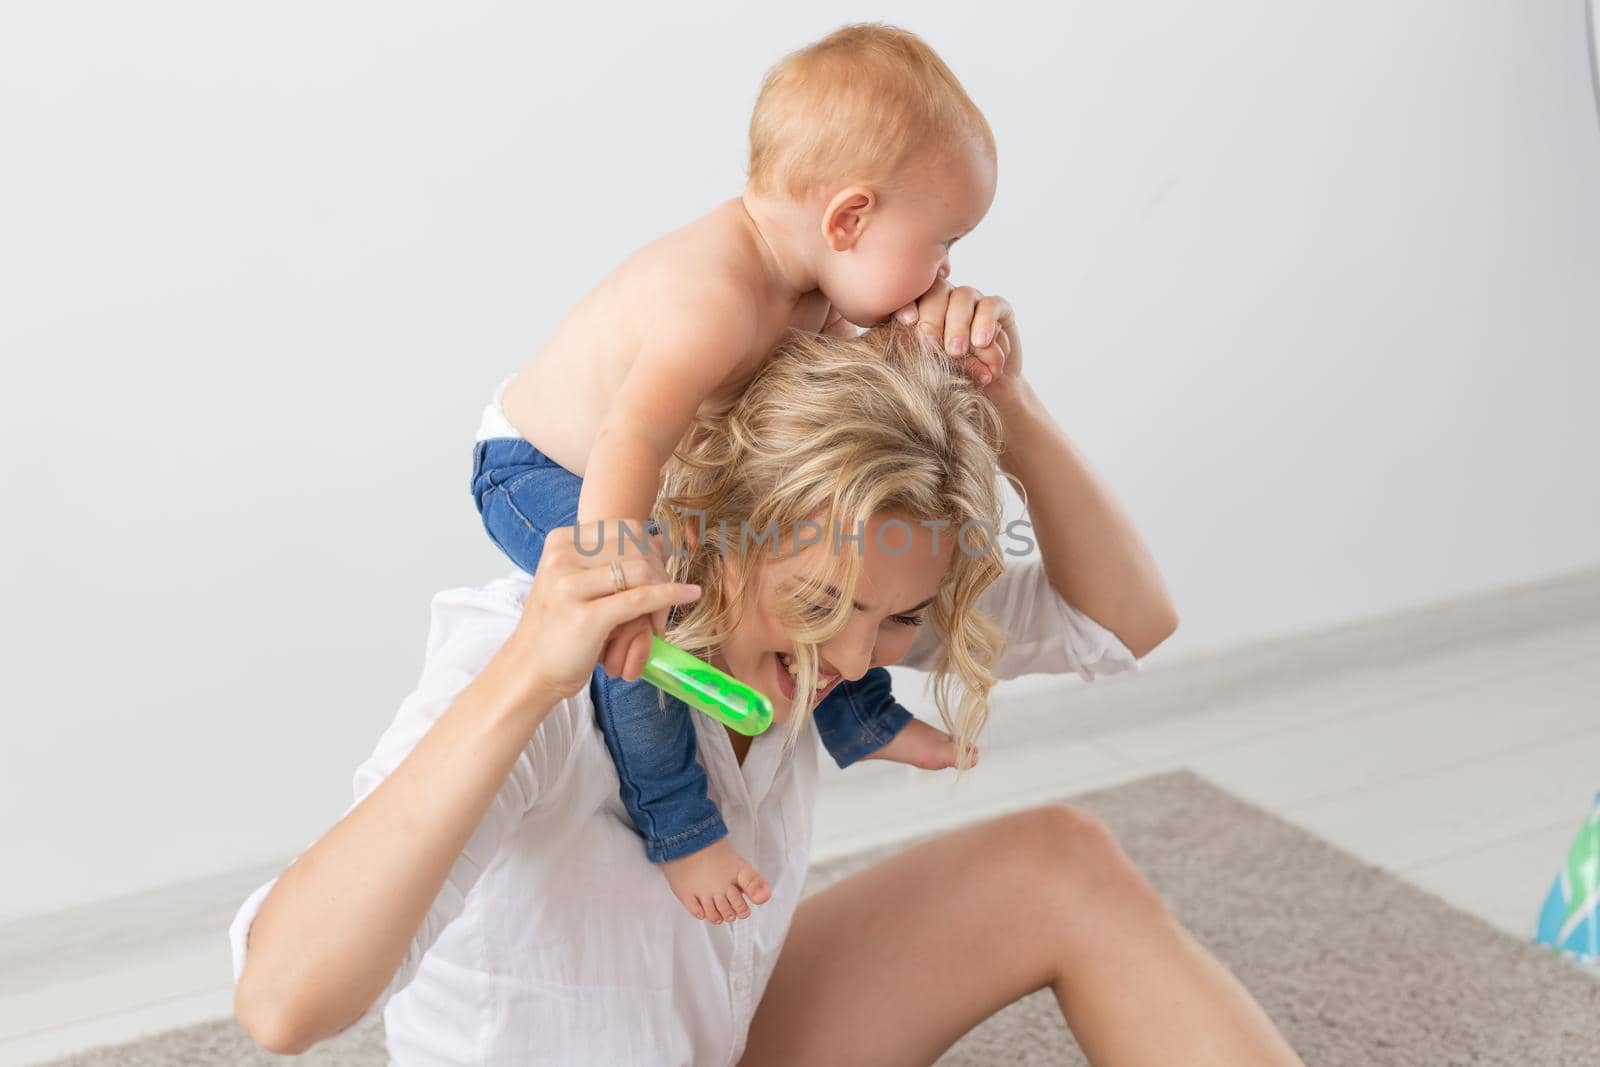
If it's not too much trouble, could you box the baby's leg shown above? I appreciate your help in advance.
[472,441,768,920]
[471,439,582,574]
[814,669,978,772]
[592,672,770,922]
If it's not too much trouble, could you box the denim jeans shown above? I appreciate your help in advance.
[470,437,913,862]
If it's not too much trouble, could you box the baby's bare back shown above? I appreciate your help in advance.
[500,199,829,476]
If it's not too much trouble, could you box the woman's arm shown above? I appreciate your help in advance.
[994,377,1179,660]
[901,282,1179,659]
[236,638,551,1052]
[234,532,701,1054]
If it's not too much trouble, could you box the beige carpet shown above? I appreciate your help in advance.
[44,771,1598,1066]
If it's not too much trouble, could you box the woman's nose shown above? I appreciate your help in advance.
[822,629,874,683]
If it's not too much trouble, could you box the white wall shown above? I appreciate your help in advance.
[3,0,1597,923]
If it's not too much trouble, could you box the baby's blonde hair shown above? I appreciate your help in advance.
[654,323,1007,769]
[746,23,996,202]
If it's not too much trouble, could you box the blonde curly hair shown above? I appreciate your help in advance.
[654,322,1008,769]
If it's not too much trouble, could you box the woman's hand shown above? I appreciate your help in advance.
[593,519,672,684]
[895,280,1026,412]
[513,522,702,703]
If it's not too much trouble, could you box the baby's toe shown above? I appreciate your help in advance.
[737,869,772,905]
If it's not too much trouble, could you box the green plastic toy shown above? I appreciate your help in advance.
[641,637,774,736]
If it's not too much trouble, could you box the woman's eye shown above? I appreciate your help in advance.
[890,613,926,628]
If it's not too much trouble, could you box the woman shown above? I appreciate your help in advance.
[231,288,1304,1066]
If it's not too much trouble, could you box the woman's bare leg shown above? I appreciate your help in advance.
[740,804,1304,1067]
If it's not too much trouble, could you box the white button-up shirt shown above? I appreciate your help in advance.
[229,561,1138,1065]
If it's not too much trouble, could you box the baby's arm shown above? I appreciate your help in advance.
[577,277,760,528]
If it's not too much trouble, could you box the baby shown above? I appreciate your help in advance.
[469,24,998,922]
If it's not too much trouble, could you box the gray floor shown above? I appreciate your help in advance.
[2,569,1596,1065]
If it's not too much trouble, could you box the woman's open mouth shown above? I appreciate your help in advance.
[774,651,842,708]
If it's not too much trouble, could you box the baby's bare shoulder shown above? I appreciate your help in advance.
[654,201,763,266]
[639,202,764,280]
[623,205,779,339]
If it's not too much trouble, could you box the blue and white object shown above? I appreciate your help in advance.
[1535,791,1600,966]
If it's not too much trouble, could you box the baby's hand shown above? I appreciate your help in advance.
[894,280,1022,397]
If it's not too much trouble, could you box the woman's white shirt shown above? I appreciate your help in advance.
[228,560,1138,1066]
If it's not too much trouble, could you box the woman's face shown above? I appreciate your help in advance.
[710,512,956,721]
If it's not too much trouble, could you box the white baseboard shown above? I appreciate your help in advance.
[981,565,1600,751]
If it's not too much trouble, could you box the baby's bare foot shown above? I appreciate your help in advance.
[661,837,771,924]
[866,717,979,771]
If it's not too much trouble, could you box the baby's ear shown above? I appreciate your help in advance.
[821,186,876,251]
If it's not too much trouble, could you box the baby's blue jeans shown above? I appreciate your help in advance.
[471,437,914,863]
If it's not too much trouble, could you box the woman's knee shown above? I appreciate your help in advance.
[1000,803,1165,916]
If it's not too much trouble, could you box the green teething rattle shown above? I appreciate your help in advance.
[641,637,774,736]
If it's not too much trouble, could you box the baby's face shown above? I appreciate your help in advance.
[823,138,996,327]
[709,512,954,724]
